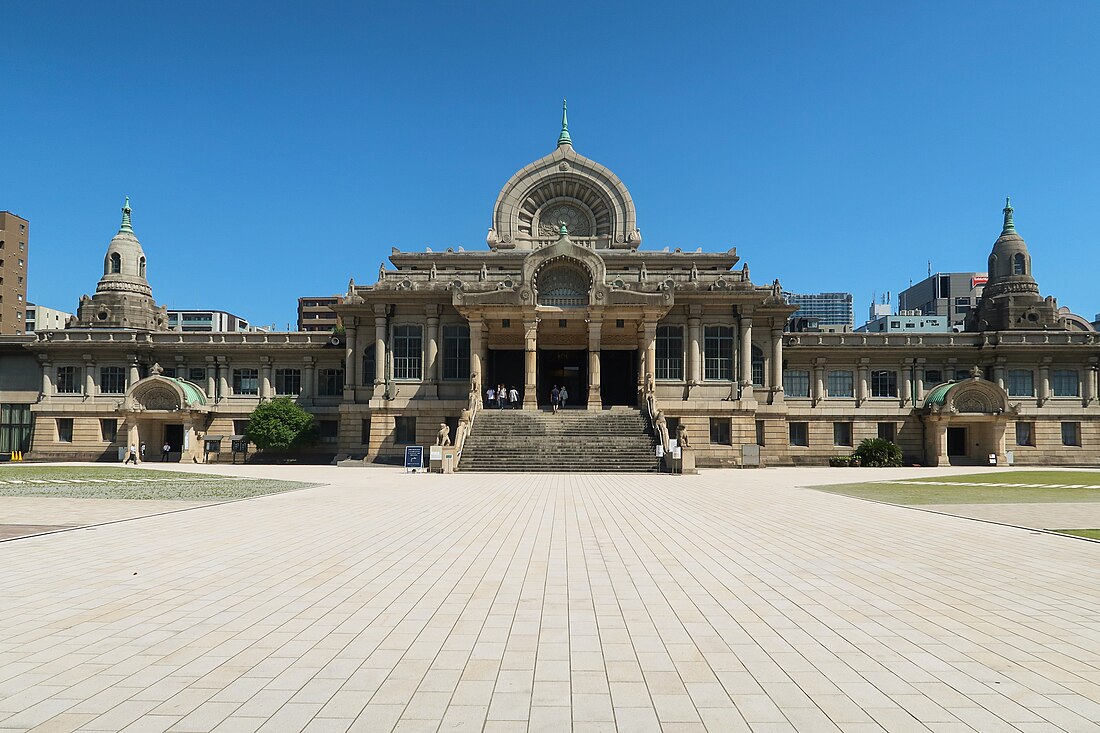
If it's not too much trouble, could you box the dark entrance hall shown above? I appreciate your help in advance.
[600,349,638,407]
[538,349,587,407]
[488,349,524,404]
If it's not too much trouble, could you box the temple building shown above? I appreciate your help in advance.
[1,106,1097,469]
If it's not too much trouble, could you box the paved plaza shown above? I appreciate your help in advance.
[1,465,1099,733]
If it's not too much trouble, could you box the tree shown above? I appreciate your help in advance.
[851,437,903,467]
[244,398,317,452]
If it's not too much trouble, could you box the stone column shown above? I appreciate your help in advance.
[993,358,1006,392]
[739,311,754,399]
[425,306,440,398]
[524,317,538,409]
[218,358,230,402]
[373,307,388,387]
[688,306,702,386]
[469,315,484,393]
[205,358,216,402]
[85,357,96,399]
[478,320,489,389]
[344,318,358,393]
[41,359,53,399]
[1086,358,1099,406]
[770,326,784,403]
[302,357,315,400]
[1038,359,1051,407]
[812,358,825,407]
[127,355,140,389]
[260,357,273,400]
[901,361,913,407]
[588,318,602,410]
[915,358,926,402]
[642,317,657,385]
[857,358,870,406]
[127,421,140,464]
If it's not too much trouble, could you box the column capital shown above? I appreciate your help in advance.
[372,303,390,316]
[425,303,441,319]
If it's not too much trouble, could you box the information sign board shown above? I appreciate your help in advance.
[404,445,426,473]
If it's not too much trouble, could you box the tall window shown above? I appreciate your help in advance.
[783,369,810,398]
[100,366,126,394]
[709,418,730,445]
[1013,253,1026,275]
[56,366,81,394]
[274,368,301,395]
[0,404,33,453]
[703,326,734,381]
[57,418,73,443]
[755,420,766,447]
[139,256,146,277]
[833,422,853,446]
[361,418,371,445]
[393,325,423,380]
[442,324,470,380]
[789,422,808,447]
[1061,422,1081,447]
[878,422,896,442]
[655,325,684,381]
[924,369,943,385]
[1052,369,1079,397]
[1006,369,1034,397]
[362,346,376,384]
[870,370,897,398]
[189,367,207,382]
[232,368,259,395]
[109,252,121,274]
[1015,422,1034,447]
[827,370,853,398]
[751,345,765,387]
[101,419,118,443]
[319,420,339,444]
[395,416,416,444]
[318,368,344,396]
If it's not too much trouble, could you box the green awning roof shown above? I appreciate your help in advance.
[924,381,955,408]
[174,378,207,406]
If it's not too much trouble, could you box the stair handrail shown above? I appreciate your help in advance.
[453,372,482,467]
[641,372,671,452]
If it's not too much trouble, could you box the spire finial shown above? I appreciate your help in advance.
[119,197,133,233]
[1002,196,1015,234]
[557,98,572,147]
[558,221,569,237]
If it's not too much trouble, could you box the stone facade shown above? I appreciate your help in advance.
[2,113,1098,468]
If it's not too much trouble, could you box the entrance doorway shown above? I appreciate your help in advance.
[537,349,587,407]
[164,423,184,462]
[600,350,638,407]
[488,349,524,404]
[946,426,967,457]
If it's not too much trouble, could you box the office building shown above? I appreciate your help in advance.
[0,212,29,335]
[25,304,73,332]
[298,296,341,331]
[898,272,986,327]
[784,292,853,330]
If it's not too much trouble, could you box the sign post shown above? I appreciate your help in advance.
[404,445,426,473]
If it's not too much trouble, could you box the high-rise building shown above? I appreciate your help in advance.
[783,292,853,330]
[25,304,73,332]
[898,271,986,327]
[0,211,29,335]
[167,309,264,332]
[297,296,341,331]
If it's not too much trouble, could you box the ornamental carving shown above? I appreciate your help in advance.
[955,393,994,413]
[536,262,589,307]
[137,385,180,411]
[538,204,591,237]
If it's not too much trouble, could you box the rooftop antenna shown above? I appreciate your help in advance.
[927,260,932,277]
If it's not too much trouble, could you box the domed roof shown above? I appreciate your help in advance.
[487,101,641,251]
[96,198,152,297]
[984,198,1037,297]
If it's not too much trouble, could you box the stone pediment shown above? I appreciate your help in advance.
[122,376,209,414]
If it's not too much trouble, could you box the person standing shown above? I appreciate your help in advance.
[497,383,506,410]
[508,385,519,409]
[551,385,560,413]
[161,442,171,461]
[559,385,569,410]
[140,442,147,461]
[486,385,495,408]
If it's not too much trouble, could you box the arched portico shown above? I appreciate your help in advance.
[922,375,1014,466]
[119,373,209,462]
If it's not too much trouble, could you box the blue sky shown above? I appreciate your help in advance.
[4,1,1099,328]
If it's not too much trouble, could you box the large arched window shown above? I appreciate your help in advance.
[751,345,765,387]
[109,252,121,274]
[139,256,146,278]
[1012,253,1026,275]
[536,262,588,307]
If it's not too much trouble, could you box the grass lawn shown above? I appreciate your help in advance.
[812,470,1100,505]
[0,465,317,501]
[1052,529,1100,540]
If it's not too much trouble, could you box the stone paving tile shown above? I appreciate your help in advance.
[1,464,1099,732]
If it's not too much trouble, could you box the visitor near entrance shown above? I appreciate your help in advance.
[551,386,560,413]
[559,386,569,410]
[162,442,171,461]
[486,386,495,408]
[509,386,519,409]
[497,383,506,409]
[124,445,138,464]
[140,442,147,460]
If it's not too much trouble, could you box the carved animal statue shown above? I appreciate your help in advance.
[677,424,691,448]
[436,422,452,446]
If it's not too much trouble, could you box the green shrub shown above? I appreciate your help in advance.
[829,456,851,467]
[245,398,318,452]
[852,437,902,467]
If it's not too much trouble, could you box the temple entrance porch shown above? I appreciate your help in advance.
[537,349,587,408]
[600,349,638,407]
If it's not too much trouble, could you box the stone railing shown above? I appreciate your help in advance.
[34,330,333,346]
[453,380,481,468]
[785,330,1099,349]
[640,375,670,452]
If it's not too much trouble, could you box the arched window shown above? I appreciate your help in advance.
[109,252,121,274]
[536,262,588,307]
[139,256,146,278]
[1012,253,1026,275]
[751,345,765,387]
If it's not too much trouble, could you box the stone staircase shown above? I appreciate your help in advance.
[459,408,659,473]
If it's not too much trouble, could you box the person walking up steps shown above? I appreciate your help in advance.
[551,385,560,413]
[508,385,519,409]
[486,385,495,408]
[559,385,569,410]
[498,383,506,409]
